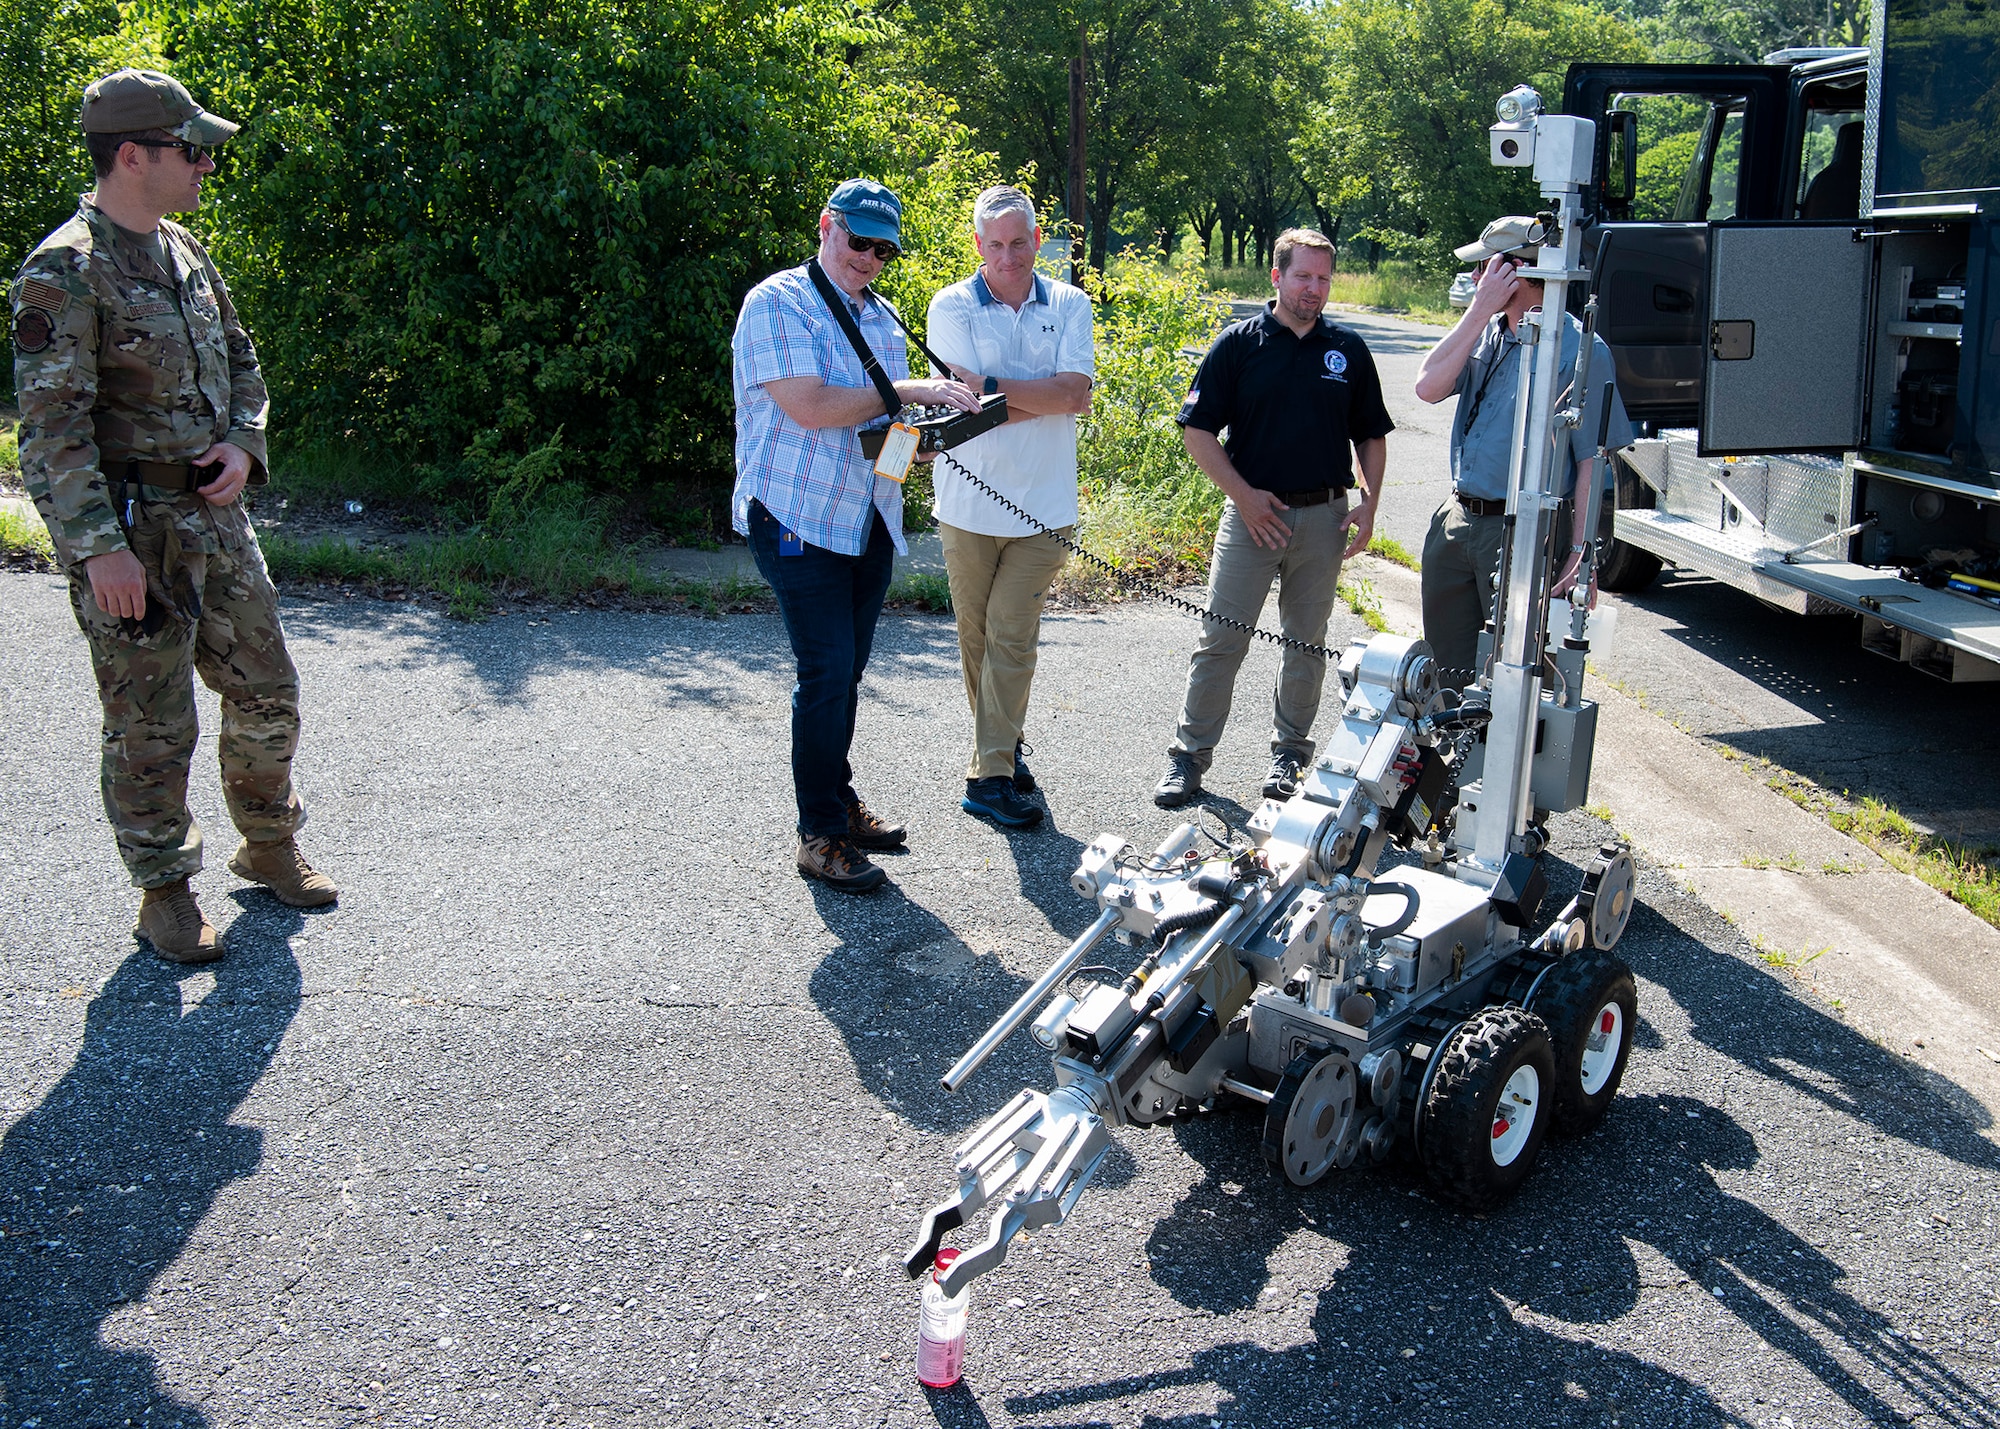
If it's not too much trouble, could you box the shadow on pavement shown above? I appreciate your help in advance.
[1610,574,2000,844]
[281,593,967,714]
[0,896,305,1427]
[803,878,1140,1195]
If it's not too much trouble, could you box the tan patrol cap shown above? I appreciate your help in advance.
[80,69,240,142]
[1454,215,1550,263]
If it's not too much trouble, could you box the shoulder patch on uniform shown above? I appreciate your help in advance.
[16,277,69,315]
[12,307,55,354]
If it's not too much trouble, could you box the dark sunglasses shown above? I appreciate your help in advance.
[834,217,900,263]
[127,138,215,165]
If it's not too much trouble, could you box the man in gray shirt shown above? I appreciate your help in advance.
[1413,216,1631,682]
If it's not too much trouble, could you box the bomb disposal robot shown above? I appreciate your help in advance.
[907,89,1641,1298]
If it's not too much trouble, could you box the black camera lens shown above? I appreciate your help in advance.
[1500,138,1520,158]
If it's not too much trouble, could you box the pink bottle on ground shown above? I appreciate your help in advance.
[916,1247,970,1387]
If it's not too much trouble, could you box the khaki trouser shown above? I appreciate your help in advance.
[1420,498,1507,683]
[1420,495,1571,683]
[64,498,305,888]
[1169,496,1348,770]
[940,523,1072,781]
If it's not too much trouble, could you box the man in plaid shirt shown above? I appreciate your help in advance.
[732,179,977,893]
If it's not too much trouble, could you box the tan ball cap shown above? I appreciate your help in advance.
[1453,215,1549,263]
[80,69,240,142]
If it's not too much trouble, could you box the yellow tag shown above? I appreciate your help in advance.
[873,422,921,484]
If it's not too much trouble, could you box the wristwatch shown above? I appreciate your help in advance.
[982,375,998,396]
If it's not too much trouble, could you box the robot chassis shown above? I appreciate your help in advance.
[907,89,1645,1299]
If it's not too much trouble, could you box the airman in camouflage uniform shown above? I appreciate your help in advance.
[11,69,337,963]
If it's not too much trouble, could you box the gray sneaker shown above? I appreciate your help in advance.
[1153,753,1203,808]
[1263,748,1307,799]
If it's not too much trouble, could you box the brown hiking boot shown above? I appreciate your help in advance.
[845,797,907,851]
[797,835,888,894]
[135,880,225,964]
[228,838,339,908]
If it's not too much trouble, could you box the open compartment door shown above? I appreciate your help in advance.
[1699,222,1869,455]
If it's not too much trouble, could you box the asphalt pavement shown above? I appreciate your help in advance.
[4,556,1999,1428]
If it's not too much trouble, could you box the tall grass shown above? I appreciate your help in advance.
[1201,257,1457,325]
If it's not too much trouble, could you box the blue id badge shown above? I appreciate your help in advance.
[778,526,805,557]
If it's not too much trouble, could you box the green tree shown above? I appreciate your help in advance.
[1627,0,1868,63]
[888,0,1242,269]
[1300,0,1642,269]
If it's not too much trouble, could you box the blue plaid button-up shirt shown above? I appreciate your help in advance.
[731,264,909,556]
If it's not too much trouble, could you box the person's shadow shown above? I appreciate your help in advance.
[0,894,306,1426]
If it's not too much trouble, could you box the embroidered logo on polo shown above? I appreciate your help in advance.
[1323,349,1348,380]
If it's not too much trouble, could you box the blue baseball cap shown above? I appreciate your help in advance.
[827,179,903,245]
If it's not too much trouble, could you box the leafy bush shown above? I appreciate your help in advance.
[1071,252,1230,581]
[137,0,870,498]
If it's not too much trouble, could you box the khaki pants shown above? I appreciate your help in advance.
[940,523,1072,781]
[1420,498,1506,683]
[1421,495,1574,683]
[1169,496,1348,770]
[64,498,305,889]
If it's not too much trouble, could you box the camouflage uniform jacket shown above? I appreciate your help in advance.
[10,193,270,570]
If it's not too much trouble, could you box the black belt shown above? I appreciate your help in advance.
[1455,493,1506,517]
[1271,486,1344,508]
[113,458,207,492]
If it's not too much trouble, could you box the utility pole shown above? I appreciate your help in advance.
[1067,24,1087,286]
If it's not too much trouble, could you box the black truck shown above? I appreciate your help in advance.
[1561,0,2000,681]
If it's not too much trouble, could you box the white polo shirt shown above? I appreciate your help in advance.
[924,270,1094,537]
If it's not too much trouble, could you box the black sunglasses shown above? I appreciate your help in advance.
[834,217,900,263]
[127,138,215,165]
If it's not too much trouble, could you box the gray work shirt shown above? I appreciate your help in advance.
[1449,312,1631,502]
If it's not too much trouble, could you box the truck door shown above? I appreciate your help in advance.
[1563,64,1791,428]
[1699,222,1870,455]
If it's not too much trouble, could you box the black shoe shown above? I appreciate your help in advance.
[1154,753,1203,808]
[963,776,1044,828]
[846,797,907,850]
[1012,738,1037,794]
[797,835,888,893]
[1263,748,1307,799]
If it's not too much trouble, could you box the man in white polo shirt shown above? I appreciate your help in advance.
[925,186,1094,828]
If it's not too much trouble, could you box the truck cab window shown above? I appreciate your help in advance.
[1611,92,1710,220]
[1675,103,1746,220]
[1796,108,1865,219]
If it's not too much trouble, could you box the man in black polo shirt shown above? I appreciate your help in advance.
[1154,227,1393,808]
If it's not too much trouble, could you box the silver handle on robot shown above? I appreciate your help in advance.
[940,907,1122,1093]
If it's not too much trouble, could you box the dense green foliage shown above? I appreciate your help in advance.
[140,0,959,498]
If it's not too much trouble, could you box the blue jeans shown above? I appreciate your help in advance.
[747,500,896,839]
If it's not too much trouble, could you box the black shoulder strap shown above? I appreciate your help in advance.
[807,257,902,419]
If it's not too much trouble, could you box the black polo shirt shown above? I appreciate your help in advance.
[1175,304,1395,495]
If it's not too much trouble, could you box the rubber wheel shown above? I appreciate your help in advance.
[1596,457,1663,594]
[1529,950,1638,1138]
[1261,1051,1358,1187]
[1416,1005,1556,1211]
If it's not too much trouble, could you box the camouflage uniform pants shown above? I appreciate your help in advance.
[64,496,305,889]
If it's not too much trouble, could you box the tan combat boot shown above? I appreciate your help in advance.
[136,880,226,964]
[228,838,339,908]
